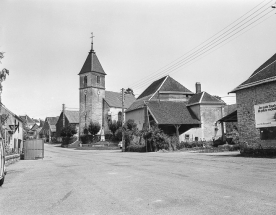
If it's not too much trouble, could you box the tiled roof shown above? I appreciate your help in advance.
[230,53,276,93]
[104,91,136,108]
[187,91,225,106]
[79,50,106,75]
[159,76,193,93]
[64,110,79,124]
[46,117,59,125]
[128,75,193,112]
[19,115,35,125]
[31,124,39,131]
[137,76,167,99]
[147,100,200,125]
[125,95,151,113]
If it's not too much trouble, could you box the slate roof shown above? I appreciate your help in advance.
[230,53,276,93]
[127,75,193,112]
[147,101,200,125]
[187,91,225,106]
[79,50,106,75]
[105,91,136,108]
[64,110,79,124]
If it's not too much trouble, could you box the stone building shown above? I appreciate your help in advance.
[125,75,225,141]
[230,53,276,147]
[56,107,79,142]
[78,41,135,135]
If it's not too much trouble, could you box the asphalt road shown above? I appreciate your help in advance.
[0,144,276,215]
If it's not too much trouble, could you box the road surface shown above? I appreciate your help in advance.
[0,144,276,215]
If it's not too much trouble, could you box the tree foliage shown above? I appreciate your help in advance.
[108,120,118,136]
[60,125,77,138]
[143,125,170,151]
[88,121,101,136]
[125,88,135,96]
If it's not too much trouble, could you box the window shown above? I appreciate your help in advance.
[97,76,100,84]
[260,127,276,140]
[118,111,122,121]
[84,76,87,87]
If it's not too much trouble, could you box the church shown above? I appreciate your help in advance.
[78,37,135,136]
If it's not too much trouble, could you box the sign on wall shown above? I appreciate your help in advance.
[254,101,276,128]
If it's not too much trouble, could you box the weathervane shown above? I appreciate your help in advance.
[91,32,95,52]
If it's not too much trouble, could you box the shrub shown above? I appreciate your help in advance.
[143,126,169,152]
[126,145,146,152]
[60,125,77,138]
[108,120,118,137]
[105,133,113,140]
[88,121,101,136]
[115,128,122,141]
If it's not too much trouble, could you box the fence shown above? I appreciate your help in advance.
[24,139,44,160]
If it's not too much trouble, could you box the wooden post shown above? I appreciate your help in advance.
[174,124,180,150]
[144,102,148,152]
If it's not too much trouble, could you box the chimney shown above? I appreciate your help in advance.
[196,82,201,94]
[62,104,65,127]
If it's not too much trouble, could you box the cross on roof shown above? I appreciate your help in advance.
[91,32,95,51]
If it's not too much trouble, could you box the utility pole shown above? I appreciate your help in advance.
[121,88,125,152]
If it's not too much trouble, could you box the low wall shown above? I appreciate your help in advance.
[5,154,20,166]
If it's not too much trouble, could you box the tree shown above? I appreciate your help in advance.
[0,52,9,141]
[125,88,135,96]
[60,125,77,138]
[88,121,101,136]
[108,120,118,136]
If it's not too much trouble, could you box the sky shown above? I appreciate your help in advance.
[0,0,275,120]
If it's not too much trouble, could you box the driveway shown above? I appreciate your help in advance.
[0,144,275,215]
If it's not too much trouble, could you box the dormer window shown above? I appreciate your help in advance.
[97,76,100,84]
[84,76,87,87]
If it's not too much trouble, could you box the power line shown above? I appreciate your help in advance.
[129,1,275,91]
[132,9,275,91]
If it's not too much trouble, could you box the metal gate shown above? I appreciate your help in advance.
[24,139,44,160]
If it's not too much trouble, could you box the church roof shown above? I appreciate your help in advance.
[147,100,200,125]
[187,91,225,106]
[104,91,136,108]
[79,50,106,75]
[230,53,276,93]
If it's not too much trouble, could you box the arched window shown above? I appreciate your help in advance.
[118,111,122,122]
[84,76,87,87]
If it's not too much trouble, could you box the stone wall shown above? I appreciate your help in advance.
[236,81,276,147]
[5,154,20,166]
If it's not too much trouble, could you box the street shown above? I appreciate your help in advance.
[0,144,276,215]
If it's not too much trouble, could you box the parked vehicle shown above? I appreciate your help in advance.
[118,141,122,149]
[0,140,6,186]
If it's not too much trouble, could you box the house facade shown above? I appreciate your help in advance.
[56,109,79,142]
[39,116,59,141]
[1,104,24,152]
[230,53,276,147]
[126,76,225,142]
[78,41,135,136]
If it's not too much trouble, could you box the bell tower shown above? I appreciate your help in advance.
[78,33,106,134]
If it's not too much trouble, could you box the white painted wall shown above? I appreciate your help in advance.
[125,108,144,130]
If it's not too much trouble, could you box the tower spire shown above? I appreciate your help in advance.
[90,32,95,52]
